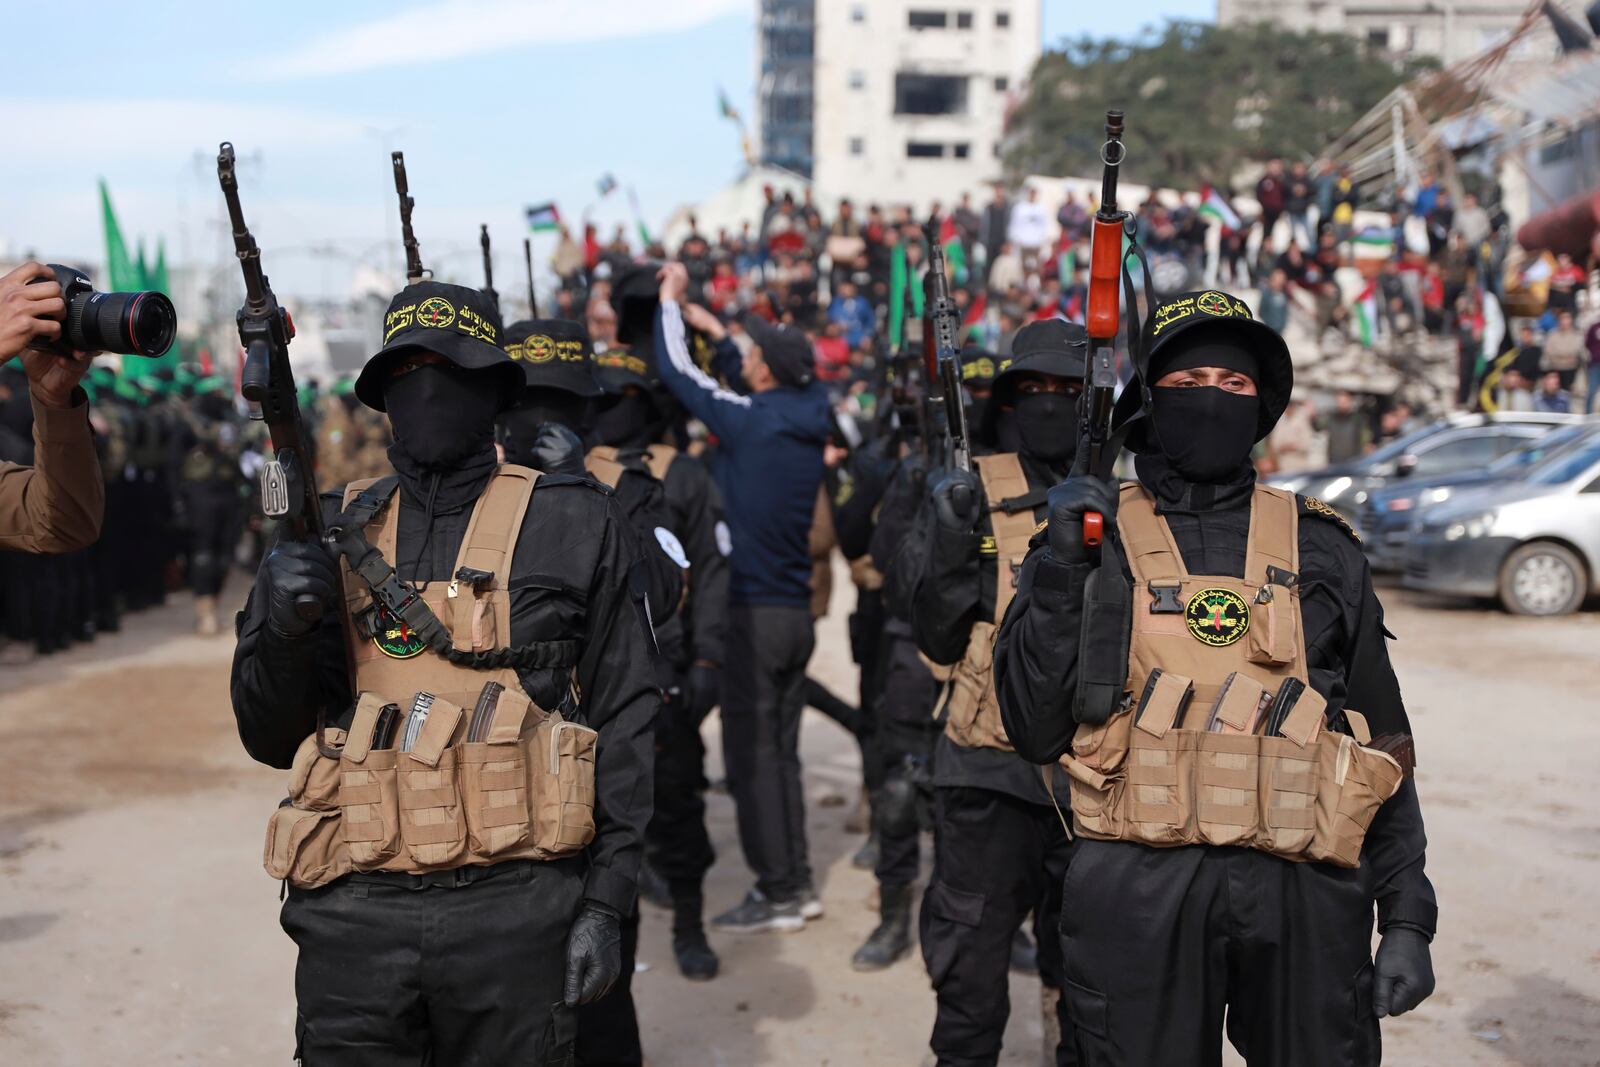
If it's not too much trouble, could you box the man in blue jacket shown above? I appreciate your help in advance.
[655,262,832,931]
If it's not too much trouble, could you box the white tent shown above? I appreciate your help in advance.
[659,164,811,249]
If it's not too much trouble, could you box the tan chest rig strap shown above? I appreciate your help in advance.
[643,443,678,484]
[939,453,1053,756]
[1059,483,1403,868]
[585,446,628,493]
[263,465,598,889]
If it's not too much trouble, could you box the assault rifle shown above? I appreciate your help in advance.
[392,151,426,285]
[922,222,972,510]
[1080,109,1129,547]
[217,142,324,626]
[1074,108,1140,728]
[479,224,499,314]
[523,237,539,316]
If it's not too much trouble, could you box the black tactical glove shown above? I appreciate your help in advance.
[529,422,587,478]
[260,540,340,639]
[931,469,983,533]
[687,660,721,717]
[563,901,624,1007]
[1045,476,1120,566]
[1373,928,1434,1018]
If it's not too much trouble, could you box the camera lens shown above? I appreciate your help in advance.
[68,290,177,357]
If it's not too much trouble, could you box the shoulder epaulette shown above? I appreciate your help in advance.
[538,472,614,496]
[1299,495,1360,544]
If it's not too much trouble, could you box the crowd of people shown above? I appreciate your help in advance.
[0,362,392,665]
[536,162,1594,479]
[3,139,1455,1063]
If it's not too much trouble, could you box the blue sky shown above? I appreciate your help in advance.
[1,0,1214,296]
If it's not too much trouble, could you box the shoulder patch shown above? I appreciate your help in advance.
[536,472,614,495]
[1300,496,1360,543]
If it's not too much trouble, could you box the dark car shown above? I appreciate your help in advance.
[1268,412,1579,531]
[1360,421,1595,571]
[1404,424,1600,615]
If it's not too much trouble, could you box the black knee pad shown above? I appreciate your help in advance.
[877,776,918,838]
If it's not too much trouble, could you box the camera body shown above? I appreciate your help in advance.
[30,264,176,359]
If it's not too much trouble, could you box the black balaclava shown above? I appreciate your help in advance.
[501,386,591,466]
[1146,341,1262,484]
[1013,392,1079,464]
[966,391,992,440]
[994,408,1023,454]
[384,362,501,469]
[592,389,662,450]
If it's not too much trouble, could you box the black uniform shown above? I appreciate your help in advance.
[994,453,1436,1067]
[640,449,727,897]
[865,451,941,891]
[215,259,655,1067]
[233,451,658,1060]
[577,446,727,1065]
[912,449,1075,1067]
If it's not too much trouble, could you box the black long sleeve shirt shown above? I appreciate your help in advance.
[654,449,730,670]
[994,455,1437,937]
[911,449,1071,806]
[230,448,660,915]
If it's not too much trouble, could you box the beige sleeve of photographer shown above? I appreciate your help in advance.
[0,389,104,553]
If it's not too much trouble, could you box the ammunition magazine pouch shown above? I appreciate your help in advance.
[1061,699,1403,868]
[265,689,597,888]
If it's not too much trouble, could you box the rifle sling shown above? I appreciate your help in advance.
[328,477,579,673]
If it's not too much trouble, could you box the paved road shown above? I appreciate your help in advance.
[1,578,1597,1065]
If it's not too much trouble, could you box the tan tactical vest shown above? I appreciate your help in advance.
[262,465,597,889]
[939,453,1040,752]
[586,443,677,489]
[1059,482,1404,868]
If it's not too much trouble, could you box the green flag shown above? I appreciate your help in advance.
[152,239,171,296]
[887,243,927,351]
[134,239,151,291]
[99,181,140,292]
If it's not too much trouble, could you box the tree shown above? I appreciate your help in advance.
[1005,21,1437,192]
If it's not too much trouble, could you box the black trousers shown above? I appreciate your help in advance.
[851,590,887,796]
[874,632,939,888]
[921,786,1074,1067]
[1061,841,1380,1067]
[721,603,816,899]
[280,859,583,1066]
[185,486,239,597]
[575,905,642,1066]
[645,688,716,892]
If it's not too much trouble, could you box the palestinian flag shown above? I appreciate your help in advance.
[718,88,740,122]
[1352,228,1394,255]
[1352,280,1379,348]
[938,216,968,285]
[1197,185,1242,230]
[525,202,561,232]
[962,290,988,343]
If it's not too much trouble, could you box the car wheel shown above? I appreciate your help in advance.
[1497,542,1587,616]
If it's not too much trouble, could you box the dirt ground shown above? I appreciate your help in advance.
[1,575,1598,1066]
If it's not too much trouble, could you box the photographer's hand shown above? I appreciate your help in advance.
[0,263,90,408]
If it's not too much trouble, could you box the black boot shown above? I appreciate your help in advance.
[672,893,719,981]
[637,858,672,911]
[851,831,880,870]
[851,882,912,972]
